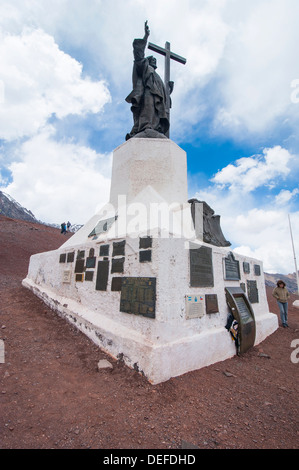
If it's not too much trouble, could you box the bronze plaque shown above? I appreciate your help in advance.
[254,264,261,276]
[205,294,219,314]
[59,253,66,263]
[95,260,109,291]
[112,240,126,257]
[243,262,250,274]
[120,277,156,319]
[67,252,75,263]
[99,244,109,257]
[190,245,214,287]
[247,280,259,303]
[85,271,94,282]
[75,259,85,273]
[77,250,85,260]
[111,258,125,274]
[139,250,152,263]
[224,252,240,281]
[88,216,117,238]
[235,296,252,324]
[240,282,246,293]
[86,257,96,269]
[225,287,256,355]
[139,236,152,249]
[111,277,123,291]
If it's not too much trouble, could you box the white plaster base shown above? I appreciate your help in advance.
[22,276,238,384]
[22,235,278,384]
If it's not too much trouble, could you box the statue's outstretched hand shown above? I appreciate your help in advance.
[144,21,150,38]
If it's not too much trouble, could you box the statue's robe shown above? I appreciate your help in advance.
[126,38,169,139]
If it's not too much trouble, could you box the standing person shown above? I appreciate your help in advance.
[61,222,66,235]
[67,221,71,232]
[272,280,290,328]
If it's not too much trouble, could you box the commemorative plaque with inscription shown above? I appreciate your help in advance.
[67,252,75,263]
[185,295,205,319]
[62,270,71,283]
[205,294,219,314]
[247,280,259,303]
[77,250,85,260]
[225,287,256,354]
[120,277,156,318]
[224,252,240,281]
[139,236,152,249]
[75,259,85,273]
[59,253,66,263]
[88,216,117,238]
[86,257,96,269]
[190,244,214,287]
[112,240,126,257]
[254,264,261,276]
[111,258,125,274]
[85,271,94,282]
[139,250,152,263]
[111,277,123,291]
[99,244,109,257]
[243,262,250,274]
[95,260,109,291]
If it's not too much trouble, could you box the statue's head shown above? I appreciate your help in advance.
[147,56,157,69]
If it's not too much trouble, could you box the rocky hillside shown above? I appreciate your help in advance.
[0,191,37,223]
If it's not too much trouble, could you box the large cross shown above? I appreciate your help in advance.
[148,41,186,137]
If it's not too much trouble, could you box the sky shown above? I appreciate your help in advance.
[0,0,298,274]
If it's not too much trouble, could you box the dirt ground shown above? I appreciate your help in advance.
[0,214,298,450]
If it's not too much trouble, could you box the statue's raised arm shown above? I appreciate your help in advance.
[144,20,150,40]
[131,21,150,65]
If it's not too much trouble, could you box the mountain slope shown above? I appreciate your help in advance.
[264,272,298,294]
[0,191,37,223]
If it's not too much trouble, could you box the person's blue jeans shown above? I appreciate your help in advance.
[277,301,288,325]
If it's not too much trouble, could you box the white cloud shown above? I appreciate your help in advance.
[193,145,299,274]
[213,0,299,137]
[193,188,299,273]
[275,188,299,206]
[0,0,231,139]
[0,28,111,141]
[1,127,112,224]
[211,146,294,192]
[232,208,299,273]
[2,0,299,143]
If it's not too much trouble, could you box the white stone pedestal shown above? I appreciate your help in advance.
[109,138,188,208]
